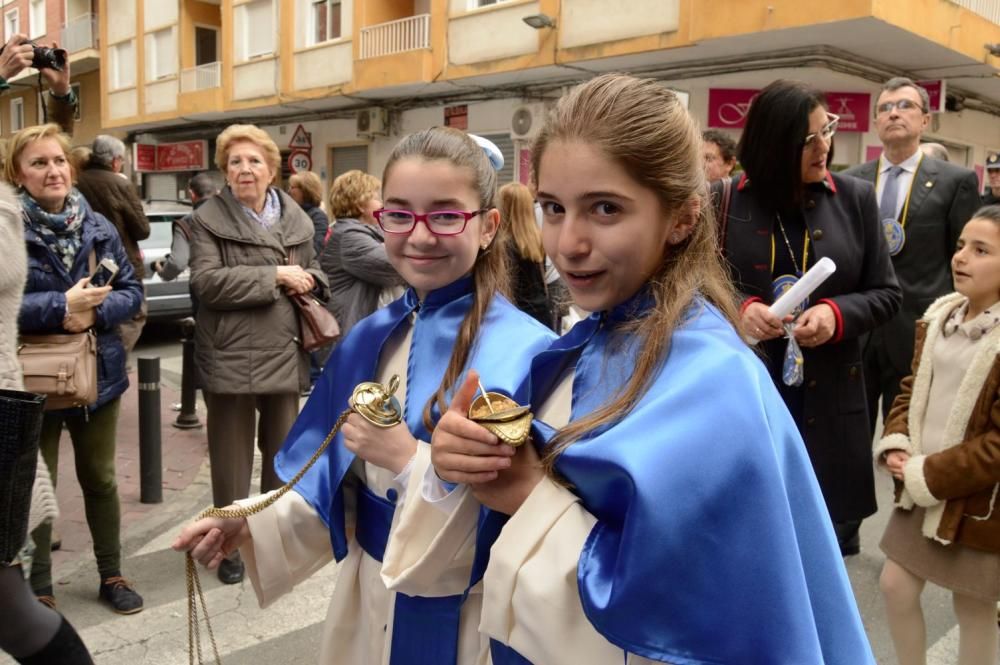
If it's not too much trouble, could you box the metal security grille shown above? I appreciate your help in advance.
[330,145,370,180]
[479,132,514,185]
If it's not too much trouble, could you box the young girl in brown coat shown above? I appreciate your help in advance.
[876,204,1000,665]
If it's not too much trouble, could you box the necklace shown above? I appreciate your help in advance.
[774,213,809,276]
[770,213,810,318]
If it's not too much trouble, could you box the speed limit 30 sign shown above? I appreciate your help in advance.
[288,150,312,173]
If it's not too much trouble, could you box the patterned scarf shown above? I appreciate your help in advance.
[20,188,84,272]
[239,187,281,230]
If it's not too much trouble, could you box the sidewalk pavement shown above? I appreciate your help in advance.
[6,377,335,665]
[48,370,208,577]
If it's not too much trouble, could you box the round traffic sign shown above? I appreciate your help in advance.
[288,150,312,173]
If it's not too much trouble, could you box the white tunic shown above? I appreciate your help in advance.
[382,369,662,664]
[238,321,485,664]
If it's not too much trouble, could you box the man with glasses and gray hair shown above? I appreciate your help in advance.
[845,77,979,434]
[75,135,150,352]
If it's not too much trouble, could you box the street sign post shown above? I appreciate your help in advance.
[289,124,312,149]
[288,149,312,173]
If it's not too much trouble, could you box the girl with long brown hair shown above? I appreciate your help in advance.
[382,74,874,663]
[174,127,556,665]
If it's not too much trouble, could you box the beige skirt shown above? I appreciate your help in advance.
[880,506,1000,601]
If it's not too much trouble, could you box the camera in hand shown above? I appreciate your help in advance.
[0,41,67,71]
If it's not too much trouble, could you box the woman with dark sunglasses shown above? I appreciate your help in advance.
[717,79,902,556]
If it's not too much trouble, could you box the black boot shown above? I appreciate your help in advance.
[0,390,46,564]
[217,552,245,584]
[15,617,94,665]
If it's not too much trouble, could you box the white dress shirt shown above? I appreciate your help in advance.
[876,149,922,221]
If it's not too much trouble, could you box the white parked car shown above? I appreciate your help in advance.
[139,200,193,321]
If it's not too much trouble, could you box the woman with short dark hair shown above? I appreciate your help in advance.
[718,79,902,555]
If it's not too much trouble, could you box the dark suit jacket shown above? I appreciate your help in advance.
[716,172,901,521]
[843,156,980,375]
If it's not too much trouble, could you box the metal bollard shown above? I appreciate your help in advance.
[138,357,163,504]
[173,317,202,429]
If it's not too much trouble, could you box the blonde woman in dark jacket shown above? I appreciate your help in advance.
[189,124,329,584]
[13,124,144,616]
[319,170,403,338]
[498,182,553,328]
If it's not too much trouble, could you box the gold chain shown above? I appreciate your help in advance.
[182,374,532,664]
[186,408,351,665]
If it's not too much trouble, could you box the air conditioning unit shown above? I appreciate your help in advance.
[510,103,548,141]
[357,108,389,137]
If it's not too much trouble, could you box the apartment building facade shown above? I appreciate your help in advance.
[95,0,1000,199]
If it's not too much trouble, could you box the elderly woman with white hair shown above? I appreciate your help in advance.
[188,124,329,585]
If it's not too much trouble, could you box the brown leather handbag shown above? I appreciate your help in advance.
[291,292,340,352]
[17,250,100,411]
[287,247,339,352]
[18,330,98,410]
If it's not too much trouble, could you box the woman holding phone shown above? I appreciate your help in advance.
[11,123,145,615]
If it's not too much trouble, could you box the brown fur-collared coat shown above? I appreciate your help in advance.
[876,292,1000,553]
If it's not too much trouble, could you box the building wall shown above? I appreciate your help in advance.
[447,1,540,65]
[248,67,1000,205]
[69,68,102,143]
[106,0,135,43]
[94,0,1000,183]
[559,0,679,49]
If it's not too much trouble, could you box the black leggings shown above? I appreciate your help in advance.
[0,564,60,657]
[0,564,92,663]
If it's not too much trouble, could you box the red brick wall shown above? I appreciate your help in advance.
[0,0,68,44]
[44,0,66,45]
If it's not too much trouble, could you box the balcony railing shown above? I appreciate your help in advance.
[180,62,221,93]
[948,0,1000,24]
[60,13,97,53]
[359,14,430,59]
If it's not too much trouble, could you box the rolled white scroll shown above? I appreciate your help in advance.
[745,256,837,344]
[769,256,837,320]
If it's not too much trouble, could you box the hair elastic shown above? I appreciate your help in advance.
[469,134,504,172]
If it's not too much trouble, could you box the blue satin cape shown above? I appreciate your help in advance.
[489,296,874,665]
[273,275,556,664]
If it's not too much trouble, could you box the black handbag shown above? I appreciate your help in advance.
[0,389,46,564]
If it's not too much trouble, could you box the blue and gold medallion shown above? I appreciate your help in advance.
[772,274,808,318]
[881,217,905,256]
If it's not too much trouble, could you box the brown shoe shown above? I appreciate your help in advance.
[37,595,57,610]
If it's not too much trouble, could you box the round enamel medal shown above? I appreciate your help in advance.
[772,274,808,317]
[881,218,905,256]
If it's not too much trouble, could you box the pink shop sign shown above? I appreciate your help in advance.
[707,89,758,129]
[825,92,870,132]
[708,89,870,132]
